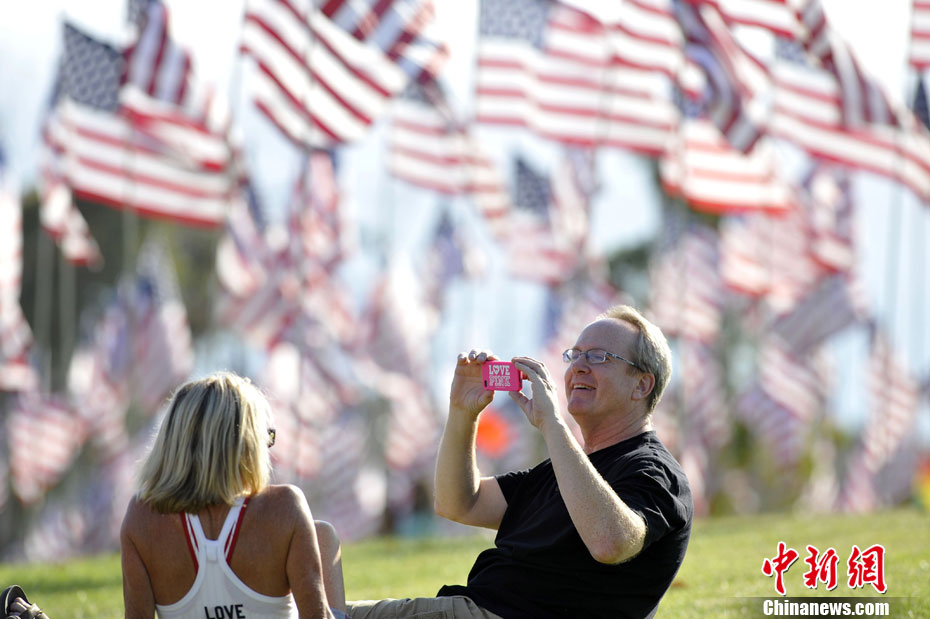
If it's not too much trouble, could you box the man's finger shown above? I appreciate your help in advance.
[508,389,529,411]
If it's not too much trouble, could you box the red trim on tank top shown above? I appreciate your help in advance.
[181,513,199,572]
[224,496,250,564]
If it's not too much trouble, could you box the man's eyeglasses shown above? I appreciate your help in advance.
[267,428,276,448]
[562,348,641,371]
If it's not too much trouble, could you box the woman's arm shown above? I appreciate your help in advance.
[282,485,336,619]
[120,498,156,619]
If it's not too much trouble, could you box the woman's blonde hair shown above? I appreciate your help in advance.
[137,372,273,513]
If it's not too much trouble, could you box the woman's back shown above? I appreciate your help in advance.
[122,485,330,618]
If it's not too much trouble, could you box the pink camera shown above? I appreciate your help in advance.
[482,361,522,391]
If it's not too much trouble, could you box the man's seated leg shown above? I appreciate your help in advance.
[346,595,503,619]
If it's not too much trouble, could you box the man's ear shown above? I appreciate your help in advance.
[631,373,655,403]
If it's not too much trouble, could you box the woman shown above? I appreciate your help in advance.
[120,372,346,619]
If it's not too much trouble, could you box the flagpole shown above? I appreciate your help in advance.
[57,252,76,389]
[32,227,55,393]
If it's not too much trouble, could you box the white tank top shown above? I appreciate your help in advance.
[155,496,298,619]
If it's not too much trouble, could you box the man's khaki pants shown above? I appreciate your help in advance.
[346,595,504,619]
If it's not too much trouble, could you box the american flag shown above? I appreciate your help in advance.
[805,165,855,274]
[38,182,103,268]
[840,330,920,511]
[310,413,384,541]
[675,1,769,153]
[795,0,899,128]
[0,148,38,392]
[240,0,448,148]
[648,221,725,343]
[504,157,589,286]
[421,206,486,311]
[388,81,513,232]
[718,213,774,298]
[355,267,439,477]
[127,240,194,414]
[43,23,233,227]
[910,0,930,69]
[770,36,930,203]
[737,336,829,470]
[286,151,359,349]
[121,1,235,174]
[476,0,679,156]
[660,112,793,214]
[709,0,797,38]
[771,273,868,356]
[67,295,132,457]
[7,393,89,504]
[679,337,731,451]
[719,199,823,314]
[289,150,349,272]
[214,194,300,351]
[358,264,437,379]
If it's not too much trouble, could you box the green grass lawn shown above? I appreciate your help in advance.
[1,508,927,617]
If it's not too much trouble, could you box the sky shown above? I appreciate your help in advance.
[0,0,928,442]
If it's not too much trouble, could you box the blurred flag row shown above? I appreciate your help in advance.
[2,0,930,560]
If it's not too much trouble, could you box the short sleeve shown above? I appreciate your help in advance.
[495,468,531,503]
[612,462,691,550]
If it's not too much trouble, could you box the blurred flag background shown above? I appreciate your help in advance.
[0,0,929,561]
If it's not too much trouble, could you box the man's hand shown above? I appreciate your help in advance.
[449,350,497,419]
[509,356,561,430]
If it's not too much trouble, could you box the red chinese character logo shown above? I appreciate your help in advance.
[762,541,800,595]
[803,545,839,591]
[847,544,887,593]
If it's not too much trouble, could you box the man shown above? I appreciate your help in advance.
[347,305,693,619]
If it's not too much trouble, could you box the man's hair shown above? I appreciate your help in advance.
[597,305,673,414]
[136,372,273,513]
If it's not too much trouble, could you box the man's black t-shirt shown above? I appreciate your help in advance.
[437,431,693,619]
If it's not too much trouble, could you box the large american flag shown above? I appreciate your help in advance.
[42,22,234,227]
[770,36,930,203]
[476,0,679,156]
[676,1,769,153]
[0,149,38,392]
[710,0,797,37]
[240,0,448,149]
[660,115,794,214]
[795,0,900,128]
[121,1,236,174]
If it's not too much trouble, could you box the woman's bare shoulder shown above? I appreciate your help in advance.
[249,485,312,519]
[121,495,180,542]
